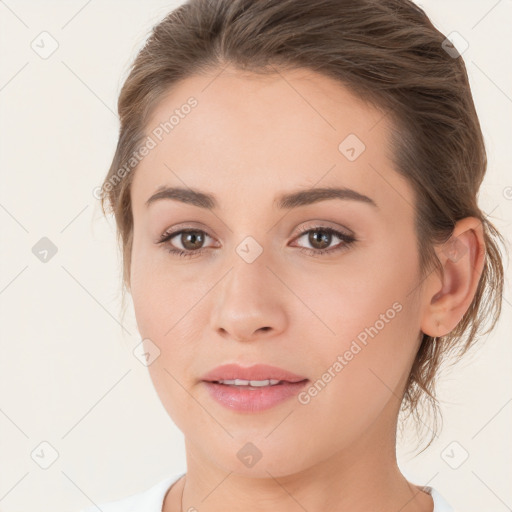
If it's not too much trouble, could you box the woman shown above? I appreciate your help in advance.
[82,0,506,510]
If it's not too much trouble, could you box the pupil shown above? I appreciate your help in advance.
[310,230,330,249]
[183,231,204,249]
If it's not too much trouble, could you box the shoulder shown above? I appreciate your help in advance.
[77,472,184,512]
[423,485,460,512]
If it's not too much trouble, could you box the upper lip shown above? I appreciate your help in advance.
[201,364,308,383]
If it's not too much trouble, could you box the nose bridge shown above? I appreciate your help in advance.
[227,242,269,296]
[210,238,287,341]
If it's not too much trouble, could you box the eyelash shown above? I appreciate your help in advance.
[157,225,357,259]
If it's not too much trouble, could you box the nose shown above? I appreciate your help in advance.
[210,256,288,343]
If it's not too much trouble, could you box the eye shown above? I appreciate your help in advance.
[157,224,357,259]
[292,225,356,256]
[157,228,216,259]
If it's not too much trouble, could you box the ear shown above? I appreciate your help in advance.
[420,217,486,337]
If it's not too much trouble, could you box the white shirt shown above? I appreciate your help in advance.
[79,472,458,512]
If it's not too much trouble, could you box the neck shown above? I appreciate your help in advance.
[165,404,433,512]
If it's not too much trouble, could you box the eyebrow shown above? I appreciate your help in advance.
[145,185,378,210]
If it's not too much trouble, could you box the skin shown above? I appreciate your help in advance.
[128,65,485,512]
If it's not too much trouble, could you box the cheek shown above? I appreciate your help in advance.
[300,251,421,423]
[296,300,420,451]
[130,242,209,419]
[130,239,182,334]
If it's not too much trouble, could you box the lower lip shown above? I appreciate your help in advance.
[202,380,309,412]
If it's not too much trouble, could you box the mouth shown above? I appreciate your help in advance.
[200,363,309,412]
[200,363,308,384]
[205,378,308,389]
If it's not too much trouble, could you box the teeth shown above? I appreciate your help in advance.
[216,379,282,386]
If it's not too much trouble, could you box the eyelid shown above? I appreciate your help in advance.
[295,221,354,237]
[156,221,212,242]
[158,226,217,247]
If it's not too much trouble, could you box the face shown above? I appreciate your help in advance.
[129,66,427,477]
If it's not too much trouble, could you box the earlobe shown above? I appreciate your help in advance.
[420,217,486,337]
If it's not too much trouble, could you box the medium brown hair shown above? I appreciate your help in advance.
[99,0,507,450]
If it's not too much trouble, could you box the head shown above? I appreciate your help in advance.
[98,0,505,470]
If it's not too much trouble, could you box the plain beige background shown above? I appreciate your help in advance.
[0,1,510,511]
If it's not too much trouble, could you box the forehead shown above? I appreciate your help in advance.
[131,66,412,215]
